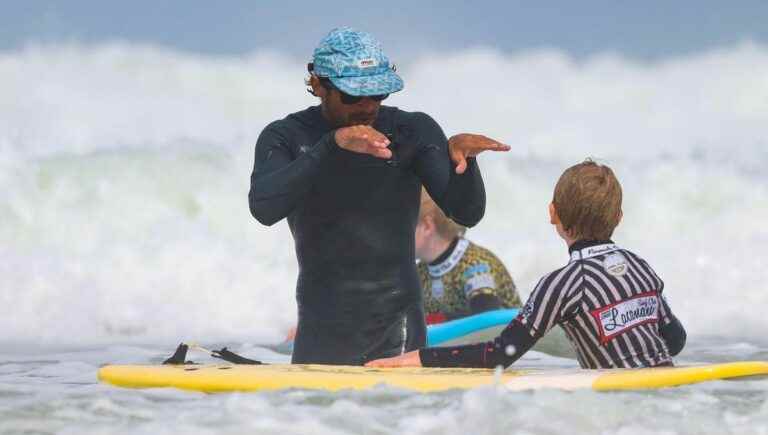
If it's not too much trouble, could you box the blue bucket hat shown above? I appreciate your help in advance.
[312,27,404,97]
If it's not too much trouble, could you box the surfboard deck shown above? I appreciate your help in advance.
[98,361,768,393]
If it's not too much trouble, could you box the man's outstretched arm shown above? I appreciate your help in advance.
[411,113,509,227]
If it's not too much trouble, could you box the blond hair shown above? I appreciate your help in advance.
[419,188,466,239]
[553,160,622,240]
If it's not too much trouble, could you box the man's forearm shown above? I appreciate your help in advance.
[439,158,485,227]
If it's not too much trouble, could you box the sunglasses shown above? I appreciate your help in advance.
[320,78,389,105]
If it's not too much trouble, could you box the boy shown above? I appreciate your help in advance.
[416,188,521,324]
[367,160,686,369]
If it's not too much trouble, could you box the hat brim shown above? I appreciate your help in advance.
[329,70,404,96]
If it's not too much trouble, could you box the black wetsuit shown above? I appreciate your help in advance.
[249,105,486,365]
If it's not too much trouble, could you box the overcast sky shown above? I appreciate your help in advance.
[3,1,768,60]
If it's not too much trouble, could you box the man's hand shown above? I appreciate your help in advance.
[335,126,392,159]
[449,133,511,174]
[365,350,422,368]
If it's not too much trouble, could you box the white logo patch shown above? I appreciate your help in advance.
[430,279,445,299]
[464,274,496,296]
[358,58,378,68]
[603,253,628,277]
[585,244,616,257]
[570,243,619,262]
[592,292,659,344]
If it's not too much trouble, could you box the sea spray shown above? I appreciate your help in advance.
[1,42,767,347]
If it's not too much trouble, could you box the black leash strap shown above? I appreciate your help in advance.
[162,343,263,365]
[211,347,263,365]
[162,343,191,365]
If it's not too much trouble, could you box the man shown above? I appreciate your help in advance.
[249,27,509,365]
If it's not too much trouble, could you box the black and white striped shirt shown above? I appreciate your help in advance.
[420,240,686,369]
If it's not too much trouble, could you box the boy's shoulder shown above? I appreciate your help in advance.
[534,260,583,291]
[569,243,661,281]
[461,240,508,269]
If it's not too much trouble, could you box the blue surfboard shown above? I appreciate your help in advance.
[427,308,519,346]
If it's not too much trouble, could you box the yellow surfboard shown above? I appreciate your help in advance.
[98,361,768,393]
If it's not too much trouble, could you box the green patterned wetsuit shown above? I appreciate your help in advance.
[418,238,521,322]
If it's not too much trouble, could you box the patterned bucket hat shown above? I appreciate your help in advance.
[312,27,404,96]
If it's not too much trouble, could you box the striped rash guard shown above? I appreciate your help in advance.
[419,240,687,369]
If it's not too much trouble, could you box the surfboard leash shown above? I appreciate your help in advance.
[162,342,263,365]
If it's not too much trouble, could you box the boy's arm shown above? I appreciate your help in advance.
[418,318,537,368]
[421,269,577,369]
[466,256,520,314]
[365,318,537,369]
[468,292,504,314]
[658,295,686,356]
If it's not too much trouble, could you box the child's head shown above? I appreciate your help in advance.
[415,188,466,260]
[550,160,623,242]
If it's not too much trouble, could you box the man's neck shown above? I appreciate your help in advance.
[320,104,341,128]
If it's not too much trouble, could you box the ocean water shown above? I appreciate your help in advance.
[1,42,768,434]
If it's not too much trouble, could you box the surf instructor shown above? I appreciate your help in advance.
[249,27,509,365]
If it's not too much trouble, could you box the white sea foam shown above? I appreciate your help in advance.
[1,42,767,346]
